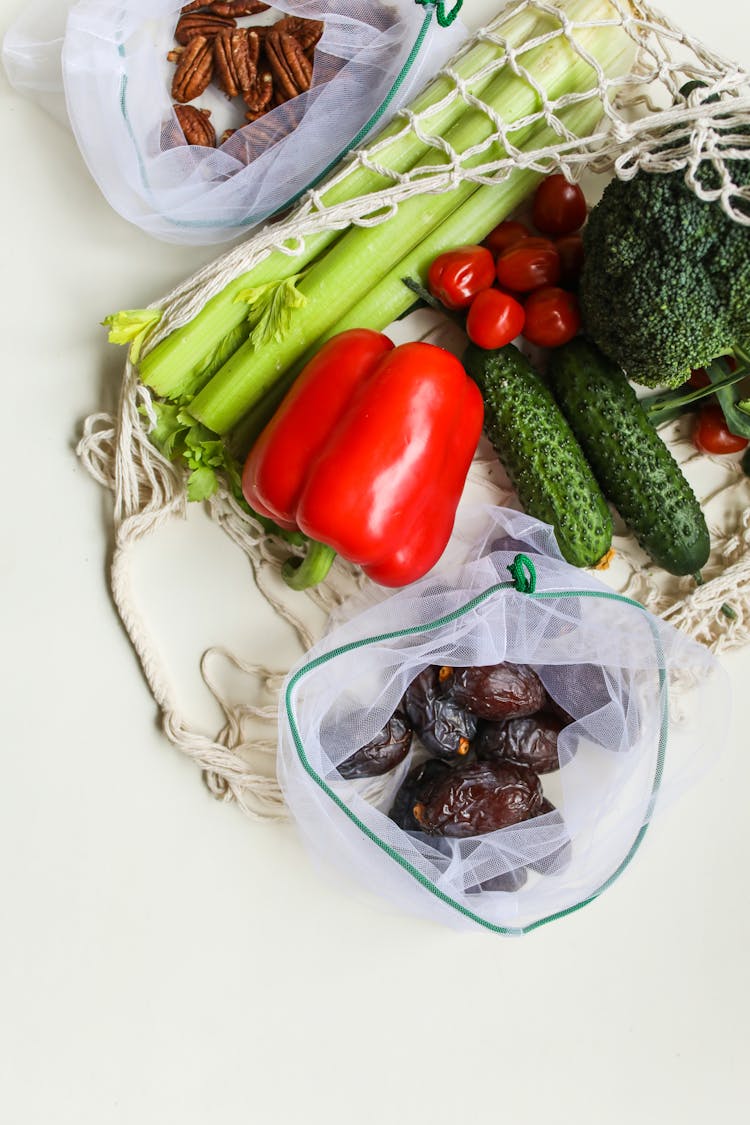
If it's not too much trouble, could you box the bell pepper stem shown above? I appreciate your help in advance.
[281,540,337,590]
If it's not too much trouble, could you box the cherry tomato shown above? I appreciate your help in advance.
[466,288,526,350]
[689,356,736,389]
[483,220,531,257]
[522,286,581,349]
[532,174,588,235]
[554,233,585,286]
[688,367,711,389]
[693,403,749,454]
[427,245,496,310]
[495,237,561,293]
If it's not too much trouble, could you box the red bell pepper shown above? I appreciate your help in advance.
[242,328,484,588]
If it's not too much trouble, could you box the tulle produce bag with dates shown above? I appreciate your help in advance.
[1,0,465,244]
[278,507,729,935]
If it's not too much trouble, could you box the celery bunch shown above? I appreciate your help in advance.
[105,0,638,502]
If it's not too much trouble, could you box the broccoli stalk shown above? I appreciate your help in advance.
[579,134,750,391]
[641,350,750,428]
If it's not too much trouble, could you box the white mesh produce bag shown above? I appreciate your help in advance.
[1,0,465,244]
[278,506,730,934]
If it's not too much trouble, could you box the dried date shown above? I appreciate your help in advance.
[402,666,477,760]
[338,710,412,780]
[441,662,546,721]
[474,712,565,774]
[465,866,528,895]
[389,758,454,833]
[412,759,544,838]
[526,798,572,874]
[544,692,575,727]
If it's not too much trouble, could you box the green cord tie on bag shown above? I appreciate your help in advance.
[508,554,537,594]
[414,0,464,28]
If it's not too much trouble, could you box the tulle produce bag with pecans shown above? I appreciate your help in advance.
[1,0,465,244]
[278,507,730,934]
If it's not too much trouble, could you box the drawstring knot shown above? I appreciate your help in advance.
[414,1,464,29]
[507,554,537,594]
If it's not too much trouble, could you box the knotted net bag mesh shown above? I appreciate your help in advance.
[78,0,750,819]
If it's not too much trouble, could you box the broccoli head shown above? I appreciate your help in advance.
[579,157,750,388]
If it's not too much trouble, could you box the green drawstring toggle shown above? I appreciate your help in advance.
[414,0,464,29]
[508,554,537,594]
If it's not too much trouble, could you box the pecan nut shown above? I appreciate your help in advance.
[213,27,260,99]
[169,36,214,103]
[272,17,324,52]
[264,30,312,102]
[243,69,274,115]
[174,12,236,46]
[174,104,216,146]
[207,1,270,16]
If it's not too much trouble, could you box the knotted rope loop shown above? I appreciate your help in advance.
[414,0,464,29]
[508,554,537,594]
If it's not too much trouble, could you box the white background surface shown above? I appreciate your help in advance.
[1,2,748,1122]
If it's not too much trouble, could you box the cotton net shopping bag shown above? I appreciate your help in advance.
[77,0,750,825]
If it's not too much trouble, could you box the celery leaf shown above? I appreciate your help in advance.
[140,401,306,543]
[236,275,307,350]
[102,308,162,363]
[187,466,219,502]
[142,401,227,497]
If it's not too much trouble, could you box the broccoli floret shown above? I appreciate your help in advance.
[579,157,750,388]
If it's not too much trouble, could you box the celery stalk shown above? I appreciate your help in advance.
[330,125,617,334]
[137,2,544,398]
[190,2,636,435]
[229,89,622,457]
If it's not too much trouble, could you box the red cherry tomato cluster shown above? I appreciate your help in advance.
[426,174,588,352]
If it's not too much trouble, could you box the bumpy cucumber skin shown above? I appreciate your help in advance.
[463,343,613,569]
[547,337,710,576]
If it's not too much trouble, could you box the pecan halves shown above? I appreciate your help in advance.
[174,104,216,146]
[272,17,324,52]
[169,36,214,103]
[174,12,236,45]
[265,30,312,101]
[243,69,274,115]
[213,27,260,99]
[207,1,270,16]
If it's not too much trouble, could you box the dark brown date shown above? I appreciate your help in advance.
[474,713,565,774]
[544,692,575,727]
[465,865,528,894]
[539,663,623,726]
[402,666,477,760]
[527,798,572,874]
[388,758,454,832]
[411,759,543,838]
[338,710,412,779]
[441,662,546,721]
[402,666,441,724]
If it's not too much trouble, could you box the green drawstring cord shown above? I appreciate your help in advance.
[507,554,537,594]
[414,0,464,29]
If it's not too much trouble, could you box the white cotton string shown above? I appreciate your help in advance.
[77,1,750,818]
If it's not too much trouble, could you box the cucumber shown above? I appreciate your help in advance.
[547,337,710,577]
[463,343,613,568]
